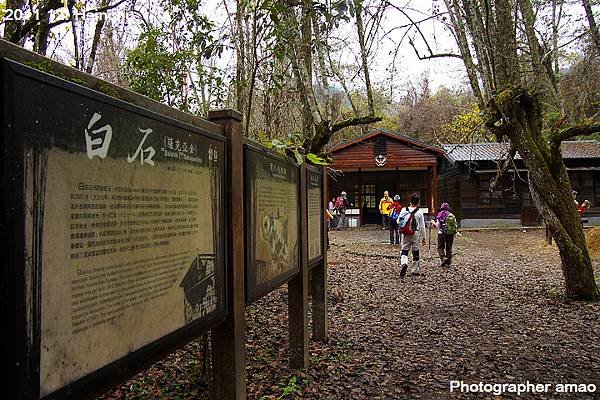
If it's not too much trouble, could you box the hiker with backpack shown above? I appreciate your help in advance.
[334,191,351,229]
[431,202,458,267]
[398,193,427,280]
[388,195,402,245]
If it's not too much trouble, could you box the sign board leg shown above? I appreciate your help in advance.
[311,165,329,342]
[310,263,328,342]
[208,109,246,400]
[288,165,309,369]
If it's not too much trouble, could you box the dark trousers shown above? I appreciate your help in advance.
[389,220,399,244]
[382,214,390,228]
[437,233,455,263]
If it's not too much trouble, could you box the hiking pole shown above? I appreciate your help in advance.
[428,220,432,260]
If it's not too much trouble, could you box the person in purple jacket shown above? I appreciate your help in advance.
[431,202,455,267]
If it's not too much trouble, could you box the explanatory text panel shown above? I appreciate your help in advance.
[5,61,226,398]
[244,146,299,303]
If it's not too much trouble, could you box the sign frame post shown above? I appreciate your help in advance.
[208,109,247,400]
[310,165,328,342]
[288,165,309,369]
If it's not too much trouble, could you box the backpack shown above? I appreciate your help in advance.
[390,206,400,221]
[398,207,419,235]
[443,213,458,235]
[334,197,345,209]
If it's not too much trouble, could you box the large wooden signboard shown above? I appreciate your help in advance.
[1,60,226,399]
[307,167,324,266]
[244,144,300,303]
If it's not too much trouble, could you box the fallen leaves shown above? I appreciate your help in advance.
[98,228,600,400]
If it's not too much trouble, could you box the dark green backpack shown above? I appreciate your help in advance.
[444,213,458,235]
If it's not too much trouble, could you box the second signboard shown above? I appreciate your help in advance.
[307,167,323,266]
[244,144,300,304]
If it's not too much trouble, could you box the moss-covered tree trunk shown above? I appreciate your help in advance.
[486,86,599,300]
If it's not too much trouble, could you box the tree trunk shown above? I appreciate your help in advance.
[86,1,108,74]
[4,0,25,42]
[529,170,598,300]
[445,0,599,300]
[581,0,600,55]
[519,0,561,108]
[444,0,486,109]
[235,0,246,120]
[312,11,332,121]
[34,12,51,56]
[355,0,375,115]
[486,87,599,300]
[462,0,495,101]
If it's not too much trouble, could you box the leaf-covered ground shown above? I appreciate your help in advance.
[100,228,600,399]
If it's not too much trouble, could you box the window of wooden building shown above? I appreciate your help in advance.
[569,171,597,205]
[361,184,377,208]
[478,174,503,207]
[374,138,387,155]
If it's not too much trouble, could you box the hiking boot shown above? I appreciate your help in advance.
[400,263,408,279]
[412,260,420,275]
[442,258,451,267]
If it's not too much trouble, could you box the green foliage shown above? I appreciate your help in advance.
[257,132,329,166]
[125,28,190,105]
[279,375,300,398]
[124,0,226,113]
[269,373,309,400]
[440,104,487,143]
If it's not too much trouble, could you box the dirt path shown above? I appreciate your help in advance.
[245,229,600,399]
[100,229,600,399]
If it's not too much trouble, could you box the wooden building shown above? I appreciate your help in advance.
[439,141,600,227]
[328,129,445,225]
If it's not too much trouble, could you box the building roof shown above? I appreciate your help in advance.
[443,140,600,162]
[328,129,445,155]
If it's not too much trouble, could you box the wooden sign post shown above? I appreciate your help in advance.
[311,166,329,342]
[208,109,247,400]
[288,165,309,369]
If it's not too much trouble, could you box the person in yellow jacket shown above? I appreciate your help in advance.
[379,191,394,230]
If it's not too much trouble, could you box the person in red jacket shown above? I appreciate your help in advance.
[578,199,590,216]
[388,195,403,245]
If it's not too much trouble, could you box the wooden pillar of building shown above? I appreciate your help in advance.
[432,164,438,213]
[311,165,329,342]
[288,166,309,369]
[208,109,246,400]
[357,168,363,226]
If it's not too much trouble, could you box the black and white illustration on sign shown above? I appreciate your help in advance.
[180,254,218,323]
[245,147,299,302]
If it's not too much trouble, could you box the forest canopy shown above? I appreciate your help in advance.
[1,0,597,149]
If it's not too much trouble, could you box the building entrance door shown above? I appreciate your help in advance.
[360,183,379,225]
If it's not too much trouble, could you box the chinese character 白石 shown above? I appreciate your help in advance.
[85,113,112,159]
[127,128,156,166]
